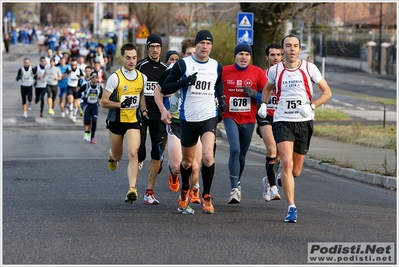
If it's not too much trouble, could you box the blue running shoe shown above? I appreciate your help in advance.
[277,172,282,187]
[285,207,297,223]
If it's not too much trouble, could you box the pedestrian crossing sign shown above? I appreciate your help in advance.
[237,12,254,28]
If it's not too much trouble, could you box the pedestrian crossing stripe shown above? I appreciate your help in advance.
[239,15,252,27]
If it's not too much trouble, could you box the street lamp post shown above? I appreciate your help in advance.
[4,17,9,34]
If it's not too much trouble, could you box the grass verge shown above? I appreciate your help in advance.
[314,108,396,149]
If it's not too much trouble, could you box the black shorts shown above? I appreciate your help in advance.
[256,114,273,138]
[106,120,141,136]
[180,117,218,147]
[166,121,181,139]
[47,84,58,100]
[272,121,314,155]
[67,86,79,99]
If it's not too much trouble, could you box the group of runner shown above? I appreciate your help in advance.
[100,30,332,223]
[16,27,332,222]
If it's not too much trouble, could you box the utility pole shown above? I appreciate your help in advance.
[378,2,383,74]
[313,9,317,59]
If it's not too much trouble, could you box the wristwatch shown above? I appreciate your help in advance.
[310,103,316,110]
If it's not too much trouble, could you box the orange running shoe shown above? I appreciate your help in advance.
[168,173,180,192]
[201,194,214,214]
[190,187,201,204]
[177,190,190,212]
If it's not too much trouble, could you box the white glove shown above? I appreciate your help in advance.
[257,103,267,118]
[299,103,315,119]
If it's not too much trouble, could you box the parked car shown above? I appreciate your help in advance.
[298,43,311,61]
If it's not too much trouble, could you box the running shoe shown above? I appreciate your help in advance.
[158,156,164,174]
[40,113,43,117]
[83,133,90,141]
[273,159,280,176]
[277,172,282,187]
[23,111,27,118]
[190,187,201,204]
[201,194,214,214]
[144,191,160,205]
[125,186,138,204]
[61,112,65,118]
[177,189,190,212]
[285,207,297,223]
[168,173,179,192]
[48,108,54,115]
[28,102,31,111]
[138,161,144,171]
[270,186,281,201]
[262,176,271,202]
[108,154,118,171]
[65,108,69,115]
[228,188,241,204]
[90,138,97,144]
[180,205,195,215]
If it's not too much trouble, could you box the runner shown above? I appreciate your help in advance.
[16,57,36,118]
[161,30,226,214]
[77,71,102,144]
[100,42,148,204]
[136,34,168,205]
[259,34,332,222]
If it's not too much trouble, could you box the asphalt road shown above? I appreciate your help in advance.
[2,47,397,265]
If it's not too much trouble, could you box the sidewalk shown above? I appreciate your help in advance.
[2,44,397,189]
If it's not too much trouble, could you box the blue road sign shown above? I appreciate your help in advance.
[237,28,253,45]
[237,12,254,28]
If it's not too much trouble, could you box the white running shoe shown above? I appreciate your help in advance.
[270,186,281,201]
[72,115,76,122]
[228,188,241,204]
[28,102,31,111]
[262,176,271,202]
[61,112,65,118]
[23,111,28,118]
[144,192,159,205]
[138,161,144,171]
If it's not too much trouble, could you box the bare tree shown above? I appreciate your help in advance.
[240,2,322,68]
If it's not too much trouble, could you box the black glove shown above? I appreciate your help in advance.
[218,96,227,114]
[185,72,197,86]
[243,86,258,98]
[120,97,132,108]
[142,110,150,123]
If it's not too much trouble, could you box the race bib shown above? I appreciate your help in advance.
[266,95,277,110]
[120,94,140,109]
[144,81,157,96]
[189,78,214,97]
[229,96,251,112]
[282,98,303,114]
[87,93,98,104]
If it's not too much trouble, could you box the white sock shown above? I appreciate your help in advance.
[288,204,296,210]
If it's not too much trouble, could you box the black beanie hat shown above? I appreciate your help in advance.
[165,50,179,62]
[234,44,252,57]
[194,30,213,45]
[146,34,162,48]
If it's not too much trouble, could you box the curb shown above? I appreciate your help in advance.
[216,127,397,190]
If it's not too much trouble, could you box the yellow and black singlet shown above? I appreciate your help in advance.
[107,68,144,123]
